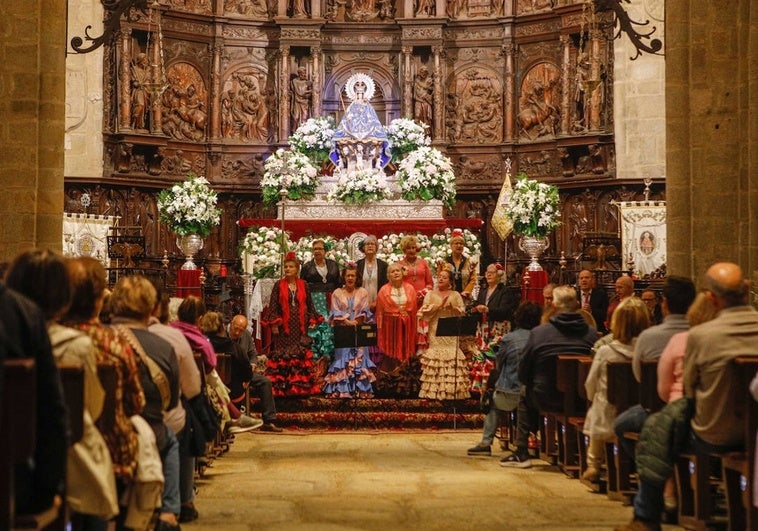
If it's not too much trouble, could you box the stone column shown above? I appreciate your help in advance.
[119,30,131,131]
[311,45,322,117]
[666,0,758,278]
[432,45,444,142]
[279,45,291,141]
[559,34,571,135]
[503,41,516,142]
[402,46,413,118]
[209,43,222,140]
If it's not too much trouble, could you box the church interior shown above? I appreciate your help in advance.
[2,0,758,529]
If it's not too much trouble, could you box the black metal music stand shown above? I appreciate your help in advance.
[435,314,478,430]
[332,323,378,430]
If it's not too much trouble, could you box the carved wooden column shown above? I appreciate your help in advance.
[119,30,131,131]
[279,45,291,141]
[432,45,444,142]
[311,45,322,117]
[149,25,163,135]
[277,0,287,17]
[503,41,516,142]
[559,34,571,135]
[402,46,413,118]
[588,28,602,131]
[209,43,222,140]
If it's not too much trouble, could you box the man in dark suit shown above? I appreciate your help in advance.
[577,269,609,334]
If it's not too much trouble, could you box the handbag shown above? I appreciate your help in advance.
[183,396,211,457]
[187,391,219,443]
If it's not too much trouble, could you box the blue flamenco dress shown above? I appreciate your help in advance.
[323,287,377,397]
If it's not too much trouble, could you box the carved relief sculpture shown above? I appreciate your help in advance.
[225,0,269,17]
[446,68,502,144]
[220,70,270,142]
[161,64,208,141]
[415,0,435,17]
[130,52,151,130]
[412,65,433,130]
[517,63,561,141]
[292,0,309,17]
[572,51,590,132]
[291,66,313,131]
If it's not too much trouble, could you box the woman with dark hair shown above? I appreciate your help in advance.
[262,252,322,396]
[323,263,377,397]
[468,301,543,456]
[171,296,217,374]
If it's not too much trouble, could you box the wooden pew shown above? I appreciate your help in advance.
[59,365,85,445]
[553,354,591,477]
[574,357,594,485]
[604,360,639,502]
[639,360,665,413]
[1,359,37,531]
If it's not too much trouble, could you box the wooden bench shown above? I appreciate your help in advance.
[553,354,592,477]
[604,360,640,502]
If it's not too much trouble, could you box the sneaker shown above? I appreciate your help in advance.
[467,444,492,456]
[500,452,532,468]
[228,414,263,434]
[581,466,600,483]
[260,422,284,433]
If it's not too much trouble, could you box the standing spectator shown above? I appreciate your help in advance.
[615,262,758,531]
[2,253,68,517]
[640,290,663,325]
[501,285,597,468]
[356,235,388,313]
[467,301,542,456]
[300,239,339,362]
[576,269,609,334]
[375,262,418,369]
[441,229,476,298]
[226,314,283,432]
[397,235,434,300]
[605,275,635,331]
[582,297,650,482]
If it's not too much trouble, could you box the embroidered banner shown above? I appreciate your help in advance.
[617,201,666,277]
[63,213,120,267]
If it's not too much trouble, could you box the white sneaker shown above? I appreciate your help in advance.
[228,414,263,434]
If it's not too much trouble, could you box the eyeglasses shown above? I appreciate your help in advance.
[312,247,325,251]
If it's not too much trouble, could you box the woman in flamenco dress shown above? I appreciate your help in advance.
[262,252,322,396]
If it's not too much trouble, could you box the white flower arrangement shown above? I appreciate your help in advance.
[386,118,430,161]
[240,226,291,279]
[261,148,320,206]
[504,174,561,238]
[157,173,221,238]
[396,146,456,208]
[326,168,391,205]
[294,235,351,268]
[288,116,336,164]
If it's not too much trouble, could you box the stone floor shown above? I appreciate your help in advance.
[185,431,685,531]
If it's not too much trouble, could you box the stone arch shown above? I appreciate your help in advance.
[322,65,401,125]
[445,64,503,144]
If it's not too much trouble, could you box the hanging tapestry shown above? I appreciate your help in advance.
[617,201,666,277]
[63,213,120,267]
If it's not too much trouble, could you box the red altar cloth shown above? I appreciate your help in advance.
[177,269,202,298]
[521,270,548,305]
[238,218,483,239]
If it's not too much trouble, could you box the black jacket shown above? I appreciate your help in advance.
[577,287,610,334]
[356,257,388,290]
[518,312,597,412]
[301,259,341,292]
[474,283,520,324]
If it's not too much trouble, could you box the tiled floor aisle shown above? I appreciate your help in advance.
[185,431,685,531]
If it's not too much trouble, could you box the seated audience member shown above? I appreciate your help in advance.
[109,276,182,531]
[173,297,259,434]
[227,314,283,432]
[62,257,146,522]
[1,260,67,517]
[577,269,610,335]
[6,250,118,526]
[468,301,543,456]
[615,262,758,531]
[501,285,597,468]
[148,291,203,523]
[582,297,650,483]
[640,290,663,326]
[540,283,557,324]
[605,275,635,331]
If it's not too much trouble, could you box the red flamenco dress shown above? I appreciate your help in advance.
[261,278,323,396]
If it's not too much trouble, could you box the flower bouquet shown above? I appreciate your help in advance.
[157,173,221,237]
[386,118,430,162]
[396,146,456,208]
[288,116,337,164]
[326,168,390,205]
[240,226,290,279]
[261,148,320,206]
[504,174,561,238]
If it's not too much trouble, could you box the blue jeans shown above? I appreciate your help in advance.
[480,408,504,446]
[160,424,181,515]
[614,404,649,459]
